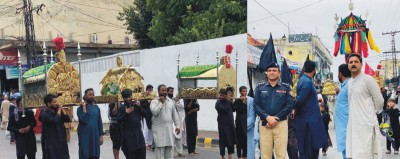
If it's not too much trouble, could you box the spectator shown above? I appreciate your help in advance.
[385,98,400,155]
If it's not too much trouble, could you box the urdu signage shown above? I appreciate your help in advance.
[0,50,18,65]
[289,33,312,43]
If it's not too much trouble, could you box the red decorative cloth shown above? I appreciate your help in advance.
[224,56,231,68]
[225,44,233,54]
[53,37,65,50]
[33,108,42,134]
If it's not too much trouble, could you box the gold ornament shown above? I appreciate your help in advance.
[70,71,79,79]
[322,80,337,96]
[65,65,74,72]
[117,55,123,67]
[49,88,57,96]
[58,96,65,105]
[291,74,299,97]
[48,70,57,79]
[56,50,67,63]
[48,79,56,88]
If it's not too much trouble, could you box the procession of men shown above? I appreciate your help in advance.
[0,55,394,159]
[0,83,204,159]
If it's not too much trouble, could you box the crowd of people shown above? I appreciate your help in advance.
[0,82,254,159]
[0,84,202,159]
[2,53,400,159]
[247,53,400,159]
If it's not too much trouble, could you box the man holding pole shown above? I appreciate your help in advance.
[77,88,104,159]
[40,94,70,159]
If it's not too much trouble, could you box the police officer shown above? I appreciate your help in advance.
[254,62,293,159]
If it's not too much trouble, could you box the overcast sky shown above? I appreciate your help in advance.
[248,0,400,81]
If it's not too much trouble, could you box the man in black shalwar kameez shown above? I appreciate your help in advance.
[233,86,248,159]
[140,84,154,149]
[7,97,37,159]
[117,89,147,159]
[39,94,70,159]
[215,89,236,159]
[184,99,199,156]
[108,102,122,159]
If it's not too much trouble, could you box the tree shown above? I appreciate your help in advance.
[118,0,156,49]
[148,0,246,46]
[145,0,195,46]
[119,0,247,47]
[169,0,246,44]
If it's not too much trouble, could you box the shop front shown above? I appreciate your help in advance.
[0,49,19,95]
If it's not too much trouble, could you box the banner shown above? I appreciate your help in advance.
[0,50,18,65]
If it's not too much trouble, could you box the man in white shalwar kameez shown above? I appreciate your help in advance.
[346,54,384,159]
[151,85,181,159]
[167,87,186,157]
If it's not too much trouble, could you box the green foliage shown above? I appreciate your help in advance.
[119,0,246,48]
[118,0,156,49]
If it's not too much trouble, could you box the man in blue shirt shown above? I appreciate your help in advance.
[294,61,328,159]
[77,88,104,159]
[254,62,293,159]
[335,64,351,159]
[246,87,256,159]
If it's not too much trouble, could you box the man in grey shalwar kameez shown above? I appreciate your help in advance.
[151,84,181,159]
[346,53,384,159]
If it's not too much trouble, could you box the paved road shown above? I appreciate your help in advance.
[3,123,399,159]
[317,124,399,159]
[0,129,220,159]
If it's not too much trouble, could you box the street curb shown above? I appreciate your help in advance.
[197,137,219,145]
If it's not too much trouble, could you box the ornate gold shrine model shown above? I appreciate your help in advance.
[322,76,338,96]
[94,56,156,103]
[178,56,237,99]
[291,74,298,97]
[22,49,81,108]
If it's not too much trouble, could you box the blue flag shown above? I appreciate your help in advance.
[299,54,310,78]
[257,33,277,72]
[281,59,292,86]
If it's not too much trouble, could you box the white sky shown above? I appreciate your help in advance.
[248,0,400,81]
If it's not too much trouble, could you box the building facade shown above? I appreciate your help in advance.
[380,59,400,80]
[0,0,135,91]
[254,33,333,81]
[0,0,132,44]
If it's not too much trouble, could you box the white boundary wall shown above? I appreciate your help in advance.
[71,34,246,131]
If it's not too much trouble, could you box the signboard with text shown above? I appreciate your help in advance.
[0,50,18,65]
[6,66,19,79]
[289,33,312,43]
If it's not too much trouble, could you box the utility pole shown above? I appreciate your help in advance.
[382,30,400,85]
[16,0,45,68]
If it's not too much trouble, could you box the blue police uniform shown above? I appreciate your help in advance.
[254,82,293,124]
[253,62,294,159]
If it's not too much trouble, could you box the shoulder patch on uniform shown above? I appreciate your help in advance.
[256,82,265,88]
